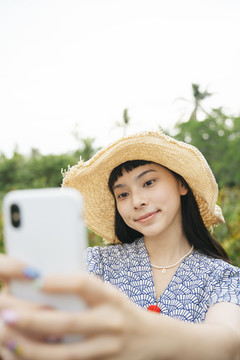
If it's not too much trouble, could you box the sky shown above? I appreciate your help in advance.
[0,0,240,156]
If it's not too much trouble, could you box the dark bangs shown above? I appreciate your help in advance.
[108,160,152,193]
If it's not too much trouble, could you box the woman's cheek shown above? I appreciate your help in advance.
[118,206,128,221]
[118,203,132,225]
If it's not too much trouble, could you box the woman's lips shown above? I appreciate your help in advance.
[136,210,160,223]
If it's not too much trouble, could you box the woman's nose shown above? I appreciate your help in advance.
[132,191,147,209]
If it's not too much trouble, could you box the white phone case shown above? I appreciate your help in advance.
[3,187,87,312]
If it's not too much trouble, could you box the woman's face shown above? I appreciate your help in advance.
[112,163,188,240]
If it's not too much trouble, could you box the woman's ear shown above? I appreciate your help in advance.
[179,181,188,196]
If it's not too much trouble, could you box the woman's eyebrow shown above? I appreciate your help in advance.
[113,183,125,191]
[113,169,157,191]
[137,169,157,179]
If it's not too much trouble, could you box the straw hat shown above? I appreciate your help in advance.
[62,130,224,243]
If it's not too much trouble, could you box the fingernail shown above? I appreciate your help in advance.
[23,267,41,279]
[1,310,19,324]
[7,340,23,356]
[33,277,45,289]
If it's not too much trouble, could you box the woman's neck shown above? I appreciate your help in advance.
[143,231,191,266]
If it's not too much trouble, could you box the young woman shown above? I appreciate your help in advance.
[0,130,240,359]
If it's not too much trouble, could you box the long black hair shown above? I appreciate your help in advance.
[108,160,229,262]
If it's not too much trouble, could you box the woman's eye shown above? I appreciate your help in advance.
[145,179,155,187]
[117,192,128,199]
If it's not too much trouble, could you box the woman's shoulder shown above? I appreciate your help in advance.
[84,238,146,278]
[85,237,144,261]
[189,250,240,278]
[189,252,240,308]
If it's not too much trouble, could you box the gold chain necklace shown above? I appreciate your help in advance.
[150,245,194,273]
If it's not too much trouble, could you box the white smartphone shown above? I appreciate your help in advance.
[2,187,87,312]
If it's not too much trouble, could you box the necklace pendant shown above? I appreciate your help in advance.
[162,268,166,274]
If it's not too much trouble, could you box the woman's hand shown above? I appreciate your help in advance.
[0,254,49,359]
[0,273,164,360]
[1,265,239,360]
[0,254,29,286]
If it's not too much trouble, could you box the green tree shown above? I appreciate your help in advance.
[115,108,131,136]
[189,83,212,121]
[74,137,100,162]
[72,124,100,161]
[172,106,240,266]
[174,110,240,187]
[176,83,213,122]
[0,137,102,252]
[214,187,240,267]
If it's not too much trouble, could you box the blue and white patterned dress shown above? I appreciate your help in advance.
[85,237,240,323]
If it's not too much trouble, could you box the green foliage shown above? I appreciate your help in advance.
[189,83,213,121]
[214,187,240,267]
[115,108,131,136]
[0,199,4,253]
[0,153,71,193]
[0,138,104,252]
[174,111,240,187]
[191,83,212,102]
[171,92,240,265]
[88,229,106,247]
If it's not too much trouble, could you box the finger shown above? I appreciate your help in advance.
[0,284,9,295]
[41,272,125,307]
[1,304,125,336]
[0,347,17,360]
[0,293,42,312]
[0,294,55,341]
[0,255,39,283]
[0,321,52,360]
[0,318,17,360]
[2,333,122,360]
[0,255,25,280]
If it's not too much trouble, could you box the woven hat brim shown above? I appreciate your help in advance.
[62,131,224,243]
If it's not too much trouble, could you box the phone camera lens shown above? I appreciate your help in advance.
[11,204,21,228]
